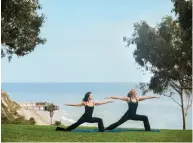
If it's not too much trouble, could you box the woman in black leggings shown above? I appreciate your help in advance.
[105,89,159,131]
[56,91,113,132]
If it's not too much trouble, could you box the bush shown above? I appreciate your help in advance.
[2,115,36,125]
[11,116,30,125]
[1,116,11,124]
[55,121,61,126]
[29,117,36,125]
[12,116,29,124]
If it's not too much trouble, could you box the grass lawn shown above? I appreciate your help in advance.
[2,124,192,142]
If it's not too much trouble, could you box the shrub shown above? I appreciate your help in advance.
[29,117,36,125]
[55,121,61,126]
[1,116,11,124]
[11,116,29,125]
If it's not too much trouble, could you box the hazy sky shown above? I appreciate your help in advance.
[1,0,175,82]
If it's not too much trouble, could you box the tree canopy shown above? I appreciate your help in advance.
[124,0,192,94]
[1,0,46,61]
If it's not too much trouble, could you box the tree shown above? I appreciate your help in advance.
[123,3,192,129]
[46,104,56,125]
[172,0,192,33]
[1,0,46,61]
[171,0,192,78]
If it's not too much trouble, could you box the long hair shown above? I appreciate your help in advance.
[82,92,92,102]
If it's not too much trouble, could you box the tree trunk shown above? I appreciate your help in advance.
[50,111,54,125]
[180,88,186,130]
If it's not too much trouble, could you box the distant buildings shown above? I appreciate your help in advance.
[19,102,59,111]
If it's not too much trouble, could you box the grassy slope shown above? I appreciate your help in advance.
[2,124,192,142]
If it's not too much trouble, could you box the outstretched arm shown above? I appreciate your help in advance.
[64,102,85,107]
[105,96,129,101]
[137,96,160,101]
[94,100,114,106]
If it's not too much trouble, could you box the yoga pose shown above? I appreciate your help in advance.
[104,89,160,131]
[56,91,113,132]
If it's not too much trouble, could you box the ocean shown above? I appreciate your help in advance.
[2,82,192,129]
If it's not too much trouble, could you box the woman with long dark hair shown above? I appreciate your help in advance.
[104,89,160,131]
[56,91,113,132]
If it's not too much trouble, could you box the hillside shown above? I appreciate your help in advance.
[1,90,21,123]
[1,90,50,125]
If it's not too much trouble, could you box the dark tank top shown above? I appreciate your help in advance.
[83,104,94,118]
[127,97,138,115]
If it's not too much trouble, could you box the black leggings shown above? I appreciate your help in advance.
[66,116,104,132]
[105,112,151,131]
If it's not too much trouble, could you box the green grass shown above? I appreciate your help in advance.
[2,124,192,142]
